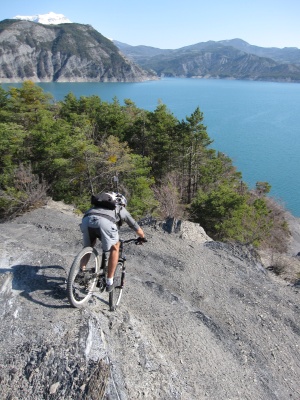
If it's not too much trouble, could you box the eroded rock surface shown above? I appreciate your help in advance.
[0,203,299,399]
[0,20,155,83]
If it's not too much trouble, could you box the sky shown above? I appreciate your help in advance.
[1,0,300,50]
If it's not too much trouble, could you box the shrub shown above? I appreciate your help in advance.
[153,172,185,220]
[0,164,48,220]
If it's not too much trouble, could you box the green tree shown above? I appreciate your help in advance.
[0,85,8,110]
[6,81,53,129]
[0,122,26,183]
[191,184,246,238]
[216,198,273,246]
[95,97,130,142]
[146,103,178,179]
[255,181,271,196]
[122,99,151,157]
[191,183,281,247]
[183,107,213,202]
[198,151,242,191]
[123,154,158,219]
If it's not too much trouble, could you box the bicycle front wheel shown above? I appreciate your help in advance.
[67,247,100,308]
[109,261,124,311]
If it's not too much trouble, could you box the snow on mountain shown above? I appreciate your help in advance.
[13,12,72,25]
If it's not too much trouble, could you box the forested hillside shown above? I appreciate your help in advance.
[0,81,288,251]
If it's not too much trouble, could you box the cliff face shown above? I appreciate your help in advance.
[0,20,155,83]
[0,201,299,399]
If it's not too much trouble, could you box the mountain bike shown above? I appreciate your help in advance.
[67,238,144,311]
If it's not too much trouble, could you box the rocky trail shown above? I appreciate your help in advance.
[0,201,299,399]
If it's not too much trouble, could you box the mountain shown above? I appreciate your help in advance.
[0,19,156,83]
[0,201,299,398]
[113,40,171,64]
[12,11,72,25]
[114,39,300,82]
[220,38,300,65]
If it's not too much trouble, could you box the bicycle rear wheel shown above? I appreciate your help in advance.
[109,261,124,311]
[67,247,100,308]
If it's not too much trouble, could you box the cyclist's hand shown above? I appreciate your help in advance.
[136,237,147,245]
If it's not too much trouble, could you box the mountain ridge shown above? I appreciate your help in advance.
[114,38,300,82]
[1,13,299,83]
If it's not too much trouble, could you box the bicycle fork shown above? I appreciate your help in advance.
[119,257,126,289]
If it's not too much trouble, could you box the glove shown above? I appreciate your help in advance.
[136,237,147,244]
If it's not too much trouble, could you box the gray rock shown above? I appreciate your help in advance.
[0,202,299,399]
[162,217,213,242]
[0,20,156,83]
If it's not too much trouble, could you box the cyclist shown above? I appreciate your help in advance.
[80,192,146,292]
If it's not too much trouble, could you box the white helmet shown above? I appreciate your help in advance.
[91,192,118,209]
[96,192,117,204]
[116,193,127,207]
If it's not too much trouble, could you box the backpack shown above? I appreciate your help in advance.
[91,193,116,210]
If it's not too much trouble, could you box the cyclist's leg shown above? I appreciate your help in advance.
[97,220,119,289]
[107,241,120,279]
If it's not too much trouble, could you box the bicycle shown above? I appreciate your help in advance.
[67,238,144,311]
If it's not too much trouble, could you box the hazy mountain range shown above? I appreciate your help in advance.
[114,39,300,82]
[0,12,299,83]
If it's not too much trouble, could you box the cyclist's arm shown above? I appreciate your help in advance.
[120,208,146,239]
[136,227,146,239]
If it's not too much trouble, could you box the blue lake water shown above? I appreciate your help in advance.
[2,78,300,217]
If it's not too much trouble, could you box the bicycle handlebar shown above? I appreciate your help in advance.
[121,237,148,245]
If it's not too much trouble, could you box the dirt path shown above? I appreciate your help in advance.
[0,203,299,399]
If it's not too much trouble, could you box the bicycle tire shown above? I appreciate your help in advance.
[109,261,124,311]
[67,247,100,308]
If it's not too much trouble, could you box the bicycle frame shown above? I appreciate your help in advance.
[97,238,137,289]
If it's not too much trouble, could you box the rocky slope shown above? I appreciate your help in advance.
[0,20,155,83]
[0,201,299,399]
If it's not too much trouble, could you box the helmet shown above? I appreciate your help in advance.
[116,193,127,207]
[96,192,117,204]
[91,191,118,209]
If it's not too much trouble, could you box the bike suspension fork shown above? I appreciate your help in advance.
[120,256,126,288]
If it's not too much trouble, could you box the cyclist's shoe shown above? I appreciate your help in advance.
[106,283,114,293]
[74,271,85,283]
[96,274,105,289]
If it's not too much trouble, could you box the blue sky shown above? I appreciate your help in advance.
[1,0,299,49]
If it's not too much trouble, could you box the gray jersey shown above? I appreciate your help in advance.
[84,205,140,231]
[81,205,140,251]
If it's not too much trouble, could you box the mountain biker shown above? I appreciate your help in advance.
[80,191,146,292]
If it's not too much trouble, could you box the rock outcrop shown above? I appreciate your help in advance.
[0,202,299,399]
[0,19,156,83]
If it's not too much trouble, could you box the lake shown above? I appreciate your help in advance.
[2,78,300,217]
